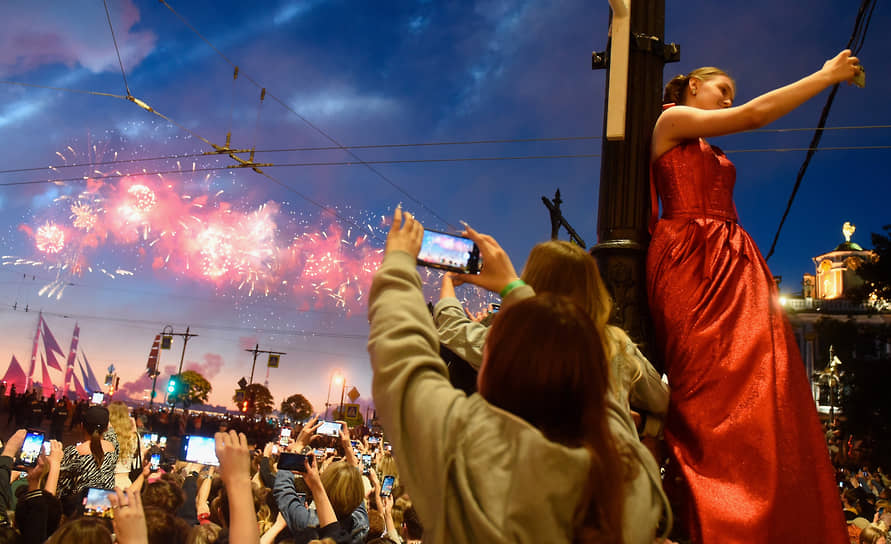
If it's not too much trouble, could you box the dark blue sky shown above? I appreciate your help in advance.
[0,0,887,410]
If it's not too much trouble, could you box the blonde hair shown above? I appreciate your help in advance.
[376,453,398,482]
[663,67,735,105]
[520,241,644,397]
[108,401,136,461]
[320,461,364,520]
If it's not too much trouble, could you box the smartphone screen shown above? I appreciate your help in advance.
[150,453,161,472]
[271,445,279,455]
[317,421,342,437]
[16,430,45,468]
[181,436,219,466]
[43,441,52,456]
[380,475,396,497]
[142,433,152,445]
[278,452,307,472]
[367,436,380,445]
[417,230,480,274]
[150,433,159,445]
[159,436,167,448]
[83,488,115,518]
[280,428,292,438]
[91,392,104,405]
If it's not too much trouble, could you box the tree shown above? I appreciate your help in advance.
[233,383,274,417]
[179,370,212,406]
[848,224,891,307]
[280,394,313,422]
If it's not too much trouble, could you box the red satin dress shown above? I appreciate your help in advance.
[646,137,847,543]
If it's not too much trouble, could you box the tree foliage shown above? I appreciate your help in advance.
[848,224,891,306]
[179,370,212,406]
[280,394,313,422]
[233,383,275,416]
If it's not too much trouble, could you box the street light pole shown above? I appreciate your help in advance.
[325,371,342,419]
[338,381,347,420]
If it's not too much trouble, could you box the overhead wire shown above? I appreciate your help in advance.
[4,145,891,188]
[156,0,456,229]
[1,126,889,177]
[102,0,132,97]
[764,0,877,261]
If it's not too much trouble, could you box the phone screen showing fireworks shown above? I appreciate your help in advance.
[83,488,115,518]
[380,475,396,497]
[150,453,161,472]
[279,427,291,446]
[416,230,480,274]
[150,433,159,445]
[159,436,167,448]
[16,430,45,468]
[317,421,342,437]
[182,436,219,466]
[91,392,104,405]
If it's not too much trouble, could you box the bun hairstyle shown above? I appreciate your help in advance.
[663,67,734,105]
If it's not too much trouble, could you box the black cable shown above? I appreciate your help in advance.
[102,0,132,97]
[764,0,875,261]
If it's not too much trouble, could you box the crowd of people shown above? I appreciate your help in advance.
[0,47,883,543]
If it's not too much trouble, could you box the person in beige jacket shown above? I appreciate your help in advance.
[434,239,669,440]
[367,208,670,543]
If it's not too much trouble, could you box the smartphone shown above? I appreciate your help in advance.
[149,453,161,472]
[83,488,115,518]
[279,427,291,447]
[317,421,342,437]
[313,448,326,458]
[158,436,167,448]
[15,430,45,468]
[271,445,279,455]
[380,475,396,497]
[367,436,380,445]
[383,442,392,452]
[43,441,52,456]
[142,433,152,445]
[278,452,307,472]
[91,392,104,405]
[417,229,481,274]
[181,435,219,466]
[350,440,360,449]
[150,433,159,445]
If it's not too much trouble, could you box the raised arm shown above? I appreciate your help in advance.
[653,49,861,155]
[215,431,260,544]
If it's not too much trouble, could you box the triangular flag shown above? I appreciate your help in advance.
[1,355,27,390]
[41,317,64,370]
[147,334,161,374]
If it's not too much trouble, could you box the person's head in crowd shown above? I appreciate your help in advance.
[142,478,186,511]
[0,526,18,544]
[320,460,364,521]
[187,521,222,544]
[144,507,191,544]
[47,517,113,544]
[402,505,424,541]
[366,509,385,542]
[521,240,613,331]
[376,453,398,482]
[108,401,137,460]
[80,405,110,468]
[15,490,62,536]
[478,294,625,542]
[860,524,888,544]
[253,484,276,535]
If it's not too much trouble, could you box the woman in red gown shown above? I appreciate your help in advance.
[647,50,861,543]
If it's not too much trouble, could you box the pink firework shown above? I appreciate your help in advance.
[197,227,236,278]
[70,202,98,231]
[128,184,156,213]
[35,223,66,254]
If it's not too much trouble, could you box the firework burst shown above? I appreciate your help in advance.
[35,223,66,254]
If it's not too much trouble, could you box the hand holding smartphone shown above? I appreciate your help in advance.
[278,452,308,472]
[380,475,396,497]
[15,430,45,469]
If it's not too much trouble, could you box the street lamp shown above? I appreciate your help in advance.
[325,371,343,419]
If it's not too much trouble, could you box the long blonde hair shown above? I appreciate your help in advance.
[108,401,136,461]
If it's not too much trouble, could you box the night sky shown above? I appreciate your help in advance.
[1,0,888,412]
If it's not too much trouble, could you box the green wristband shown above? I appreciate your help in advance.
[499,279,526,298]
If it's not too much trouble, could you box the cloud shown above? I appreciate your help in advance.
[0,0,157,77]
[183,353,225,380]
[289,86,399,119]
[274,0,326,26]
